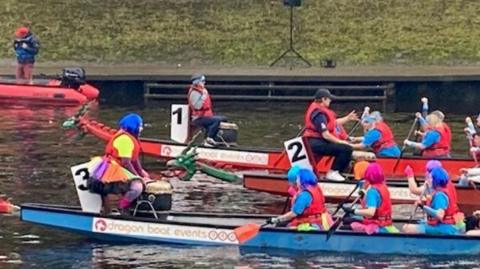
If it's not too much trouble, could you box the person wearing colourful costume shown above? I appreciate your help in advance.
[405,161,465,231]
[349,112,400,157]
[403,167,462,235]
[188,74,227,146]
[303,88,358,182]
[341,163,399,234]
[404,112,451,158]
[269,168,333,231]
[89,113,149,214]
[13,23,40,83]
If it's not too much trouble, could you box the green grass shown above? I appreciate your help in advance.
[2,0,480,65]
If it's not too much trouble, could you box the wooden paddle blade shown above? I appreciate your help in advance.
[233,223,261,244]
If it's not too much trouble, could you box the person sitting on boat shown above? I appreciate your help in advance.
[303,88,358,182]
[349,111,401,157]
[286,165,302,197]
[340,163,399,234]
[88,113,150,215]
[13,23,40,84]
[268,168,333,231]
[187,73,227,147]
[466,210,480,236]
[403,167,463,235]
[405,161,465,231]
[403,112,451,158]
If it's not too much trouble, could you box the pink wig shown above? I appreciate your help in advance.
[364,163,385,184]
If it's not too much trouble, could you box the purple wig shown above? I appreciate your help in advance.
[364,163,384,184]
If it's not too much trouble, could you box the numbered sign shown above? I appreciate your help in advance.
[284,137,313,169]
[170,104,189,143]
[71,162,102,213]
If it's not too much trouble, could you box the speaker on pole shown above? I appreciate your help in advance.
[283,0,302,7]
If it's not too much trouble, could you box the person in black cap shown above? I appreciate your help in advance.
[187,73,226,146]
[303,88,358,181]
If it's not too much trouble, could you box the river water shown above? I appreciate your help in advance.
[0,101,479,268]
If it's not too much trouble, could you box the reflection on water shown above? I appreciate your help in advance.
[0,102,479,268]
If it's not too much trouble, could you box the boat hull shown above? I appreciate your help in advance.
[20,203,480,255]
[242,172,480,211]
[78,117,475,179]
[0,80,98,106]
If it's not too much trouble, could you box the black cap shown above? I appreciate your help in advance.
[191,73,206,84]
[314,88,335,100]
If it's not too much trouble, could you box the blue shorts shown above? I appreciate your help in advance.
[417,221,459,235]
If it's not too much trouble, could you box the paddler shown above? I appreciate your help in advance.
[466,210,480,236]
[403,167,463,235]
[88,113,150,215]
[268,167,333,231]
[349,111,401,157]
[303,88,358,182]
[187,73,227,147]
[340,163,399,234]
[403,111,451,158]
[405,161,465,231]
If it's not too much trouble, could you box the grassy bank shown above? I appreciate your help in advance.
[1,0,480,65]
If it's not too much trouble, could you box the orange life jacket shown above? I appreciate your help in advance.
[188,85,213,119]
[371,121,397,153]
[303,102,339,139]
[426,188,457,225]
[422,123,451,157]
[104,130,141,163]
[361,183,393,226]
[289,185,327,227]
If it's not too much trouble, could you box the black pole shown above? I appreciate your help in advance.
[270,5,311,68]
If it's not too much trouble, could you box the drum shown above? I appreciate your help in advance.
[137,180,173,211]
[215,122,238,143]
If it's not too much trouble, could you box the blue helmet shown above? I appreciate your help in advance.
[430,167,449,188]
[118,113,143,137]
[287,165,301,184]
[298,168,318,190]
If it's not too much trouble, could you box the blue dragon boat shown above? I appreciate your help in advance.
[20,203,480,255]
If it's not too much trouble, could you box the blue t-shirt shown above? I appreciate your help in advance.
[430,191,449,210]
[421,130,441,148]
[365,187,381,209]
[292,191,313,215]
[362,129,401,157]
[311,110,328,133]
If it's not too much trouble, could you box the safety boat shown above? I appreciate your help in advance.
[20,203,480,255]
[74,115,475,180]
[0,68,99,106]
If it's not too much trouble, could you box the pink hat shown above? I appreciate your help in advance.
[364,163,384,184]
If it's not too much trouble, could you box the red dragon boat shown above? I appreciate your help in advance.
[0,68,98,106]
[75,115,475,180]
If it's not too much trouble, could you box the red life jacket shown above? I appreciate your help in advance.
[370,121,397,153]
[426,188,457,225]
[289,185,327,227]
[422,123,451,157]
[188,85,213,119]
[336,124,349,140]
[361,183,393,226]
[303,102,339,139]
[104,130,141,163]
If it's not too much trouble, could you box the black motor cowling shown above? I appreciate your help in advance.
[136,180,173,211]
[60,67,86,89]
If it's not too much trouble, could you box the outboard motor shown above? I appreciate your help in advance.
[60,67,86,89]
[136,180,173,212]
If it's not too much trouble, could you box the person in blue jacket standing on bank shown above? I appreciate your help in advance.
[13,22,40,83]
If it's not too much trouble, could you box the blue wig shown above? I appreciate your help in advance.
[287,165,301,184]
[430,167,449,189]
[118,113,143,137]
[298,168,318,190]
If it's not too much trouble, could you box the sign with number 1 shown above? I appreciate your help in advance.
[170,104,189,143]
[284,137,312,169]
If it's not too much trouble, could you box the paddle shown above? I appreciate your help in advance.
[347,106,370,137]
[465,117,479,166]
[408,205,419,223]
[392,117,418,173]
[234,221,270,244]
[330,180,363,217]
[325,194,363,241]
